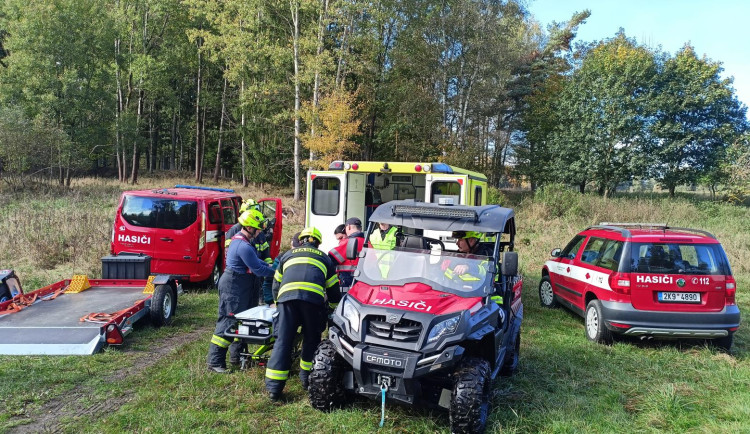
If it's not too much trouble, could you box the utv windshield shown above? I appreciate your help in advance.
[355,247,493,297]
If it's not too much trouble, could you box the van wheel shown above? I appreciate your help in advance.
[585,299,612,344]
[539,276,558,308]
[150,284,176,327]
[212,261,222,288]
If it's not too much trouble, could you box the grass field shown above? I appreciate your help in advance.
[0,179,748,433]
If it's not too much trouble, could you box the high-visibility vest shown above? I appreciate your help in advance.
[369,226,398,250]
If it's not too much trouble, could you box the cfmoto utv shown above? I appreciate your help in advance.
[308,200,523,434]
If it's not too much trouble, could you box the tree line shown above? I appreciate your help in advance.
[0,1,747,200]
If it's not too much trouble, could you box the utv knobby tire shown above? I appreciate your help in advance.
[450,357,491,434]
[150,284,176,327]
[308,339,349,412]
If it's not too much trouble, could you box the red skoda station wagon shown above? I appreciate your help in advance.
[539,223,740,351]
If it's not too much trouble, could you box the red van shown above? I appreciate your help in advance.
[111,186,282,285]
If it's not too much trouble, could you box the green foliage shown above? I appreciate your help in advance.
[531,182,585,218]
[647,45,748,196]
[521,32,748,196]
[486,186,507,206]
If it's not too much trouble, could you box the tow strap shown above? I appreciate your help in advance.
[80,300,145,324]
[0,292,38,315]
[379,382,388,428]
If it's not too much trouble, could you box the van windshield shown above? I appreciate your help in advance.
[121,196,198,230]
[628,242,729,275]
[356,247,492,297]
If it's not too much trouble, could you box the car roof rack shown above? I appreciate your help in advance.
[587,223,716,240]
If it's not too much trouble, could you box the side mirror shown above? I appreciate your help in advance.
[501,252,518,276]
[345,237,361,260]
[550,248,561,258]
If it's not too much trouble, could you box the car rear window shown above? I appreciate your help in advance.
[121,196,198,230]
[628,242,729,275]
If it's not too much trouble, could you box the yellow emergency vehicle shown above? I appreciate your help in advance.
[306,161,488,252]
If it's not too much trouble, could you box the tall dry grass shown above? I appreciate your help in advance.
[514,184,750,277]
[0,176,303,288]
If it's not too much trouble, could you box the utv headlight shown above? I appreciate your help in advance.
[427,316,460,344]
[342,299,361,333]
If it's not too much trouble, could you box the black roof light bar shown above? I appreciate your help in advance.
[392,204,479,222]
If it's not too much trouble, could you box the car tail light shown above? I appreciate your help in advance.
[725,277,736,305]
[198,211,206,251]
[608,321,631,329]
[608,272,631,295]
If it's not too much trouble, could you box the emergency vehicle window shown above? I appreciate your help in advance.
[312,177,340,215]
[560,235,585,260]
[221,199,235,224]
[121,196,198,230]
[630,243,725,275]
[431,181,460,203]
[474,186,483,206]
[208,203,222,225]
[594,239,623,271]
[580,237,606,265]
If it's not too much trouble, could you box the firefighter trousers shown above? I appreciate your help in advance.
[207,270,256,368]
[265,300,326,394]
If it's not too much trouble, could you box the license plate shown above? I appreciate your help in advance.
[238,325,250,335]
[658,292,701,303]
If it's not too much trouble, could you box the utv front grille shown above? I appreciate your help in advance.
[367,315,422,342]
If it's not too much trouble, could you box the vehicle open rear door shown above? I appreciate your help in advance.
[307,170,347,253]
[258,198,283,259]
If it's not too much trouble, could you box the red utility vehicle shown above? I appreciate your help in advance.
[110,185,282,285]
[539,223,740,351]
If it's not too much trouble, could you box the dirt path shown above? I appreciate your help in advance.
[8,327,210,434]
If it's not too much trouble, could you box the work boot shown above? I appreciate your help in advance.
[268,391,283,402]
[207,365,230,374]
[300,371,310,390]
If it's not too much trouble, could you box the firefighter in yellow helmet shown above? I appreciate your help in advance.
[442,231,490,285]
[225,198,273,308]
[207,209,275,373]
[264,227,340,400]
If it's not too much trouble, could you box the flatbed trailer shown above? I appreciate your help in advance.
[0,275,178,355]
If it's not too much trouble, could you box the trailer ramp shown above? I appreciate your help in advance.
[0,281,150,355]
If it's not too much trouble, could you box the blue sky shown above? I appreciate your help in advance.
[527,0,750,111]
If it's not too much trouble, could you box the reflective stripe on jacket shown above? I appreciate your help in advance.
[328,233,364,276]
[272,243,341,306]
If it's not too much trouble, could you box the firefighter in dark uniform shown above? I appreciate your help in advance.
[265,227,340,400]
[207,209,275,373]
[225,198,273,307]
